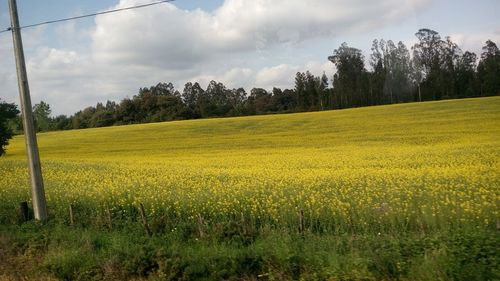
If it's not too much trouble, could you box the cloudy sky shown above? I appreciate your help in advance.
[1,0,499,115]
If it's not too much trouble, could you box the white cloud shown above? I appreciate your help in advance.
[218,67,254,88]
[1,0,431,115]
[256,64,298,90]
[449,33,500,56]
[255,61,335,90]
[91,0,429,69]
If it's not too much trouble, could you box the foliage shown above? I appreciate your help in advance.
[33,101,52,132]
[477,40,500,96]
[0,100,19,156]
[329,42,368,108]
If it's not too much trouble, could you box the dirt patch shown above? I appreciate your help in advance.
[0,235,56,281]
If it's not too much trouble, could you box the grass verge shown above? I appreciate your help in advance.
[0,221,498,281]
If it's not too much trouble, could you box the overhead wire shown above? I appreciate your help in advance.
[0,0,175,34]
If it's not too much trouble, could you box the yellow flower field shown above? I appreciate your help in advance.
[1,97,499,231]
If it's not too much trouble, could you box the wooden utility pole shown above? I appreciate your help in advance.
[8,0,48,221]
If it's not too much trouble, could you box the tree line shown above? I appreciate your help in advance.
[4,29,500,135]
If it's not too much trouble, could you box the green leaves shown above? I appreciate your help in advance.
[0,100,19,156]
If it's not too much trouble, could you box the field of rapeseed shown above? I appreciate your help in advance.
[0,97,499,280]
[2,97,499,229]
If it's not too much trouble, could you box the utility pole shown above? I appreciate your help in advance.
[8,0,48,221]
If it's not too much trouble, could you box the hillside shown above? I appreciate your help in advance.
[0,97,499,280]
[5,97,500,161]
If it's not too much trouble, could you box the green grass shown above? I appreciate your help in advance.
[1,222,498,280]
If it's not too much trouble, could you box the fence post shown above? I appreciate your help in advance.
[69,204,75,226]
[299,209,305,235]
[241,212,247,236]
[139,203,152,237]
[106,205,113,230]
[19,201,29,223]
[197,213,205,238]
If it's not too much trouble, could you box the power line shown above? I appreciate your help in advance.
[1,0,175,34]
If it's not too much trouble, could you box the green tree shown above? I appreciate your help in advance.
[52,115,72,130]
[270,88,296,112]
[318,73,329,110]
[477,40,500,96]
[90,102,116,127]
[246,88,271,115]
[0,100,20,156]
[182,82,204,119]
[455,51,478,97]
[369,59,386,105]
[328,42,367,108]
[440,36,462,98]
[115,98,136,125]
[33,101,52,132]
[72,106,95,129]
[412,28,445,100]
[204,81,232,117]
[369,39,388,105]
[381,39,397,103]
[227,87,247,116]
[305,71,319,110]
[294,72,307,111]
[371,39,413,104]
[393,41,413,102]
[153,93,185,122]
